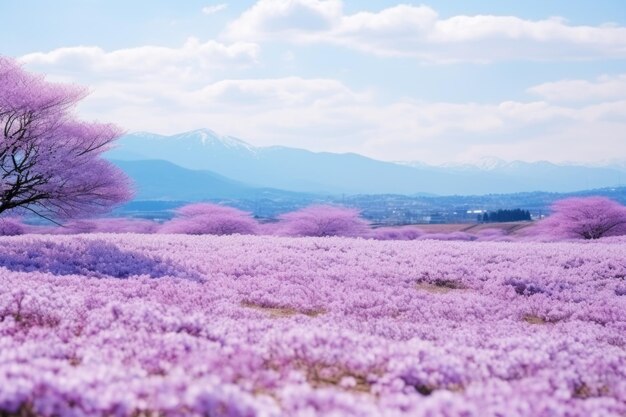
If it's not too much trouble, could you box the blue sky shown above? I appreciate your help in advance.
[1,1,625,164]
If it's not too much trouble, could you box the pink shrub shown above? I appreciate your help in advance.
[0,218,26,236]
[533,197,626,240]
[370,226,424,240]
[159,203,258,235]
[276,205,369,237]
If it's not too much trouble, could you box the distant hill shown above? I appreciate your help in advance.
[113,159,313,201]
[107,128,625,195]
[114,159,254,200]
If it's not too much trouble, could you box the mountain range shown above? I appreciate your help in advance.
[113,159,310,200]
[106,128,626,198]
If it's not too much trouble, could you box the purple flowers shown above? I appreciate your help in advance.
[0,234,625,416]
[0,237,191,279]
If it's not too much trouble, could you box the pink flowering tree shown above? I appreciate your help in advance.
[0,57,131,222]
[535,197,626,240]
[277,205,369,237]
[159,203,259,235]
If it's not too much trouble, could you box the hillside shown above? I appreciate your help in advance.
[107,129,625,195]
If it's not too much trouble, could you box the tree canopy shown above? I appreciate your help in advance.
[537,197,626,240]
[0,57,131,222]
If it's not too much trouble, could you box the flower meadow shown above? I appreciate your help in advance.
[1,234,625,417]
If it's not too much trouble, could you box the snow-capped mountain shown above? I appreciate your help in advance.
[107,129,626,195]
[113,128,258,162]
[172,128,257,152]
[438,157,512,171]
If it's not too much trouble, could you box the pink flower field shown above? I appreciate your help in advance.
[1,234,625,417]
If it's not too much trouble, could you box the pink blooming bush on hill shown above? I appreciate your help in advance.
[0,234,624,416]
[159,203,259,235]
[534,197,626,240]
[276,205,369,237]
[15,198,626,243]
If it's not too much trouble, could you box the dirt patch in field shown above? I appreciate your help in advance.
[241,302,325,318]
[416,279,467,294]
[304,366,372,393]
[522,314,566,325]
[522,314,546,325]
[572,383,611,399]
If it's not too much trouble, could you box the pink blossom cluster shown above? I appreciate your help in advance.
[1,234,625,416]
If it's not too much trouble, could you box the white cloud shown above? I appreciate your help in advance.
[224,1,626,61]
[457,120,626,164]
[189,77,368,107]
[528,74,626,103]
[225,0,341,40]
[202,4,228,15]
[20,38,260,84]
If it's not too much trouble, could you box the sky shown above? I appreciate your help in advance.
[1,0,626,165]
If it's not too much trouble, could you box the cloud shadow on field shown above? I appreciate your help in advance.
[0,238,189,279]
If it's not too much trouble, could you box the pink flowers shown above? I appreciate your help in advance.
[0,234,624,416]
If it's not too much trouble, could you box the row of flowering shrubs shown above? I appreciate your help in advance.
[0,205,509,241]
[1,196,626,241]
[0,233,624,416]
